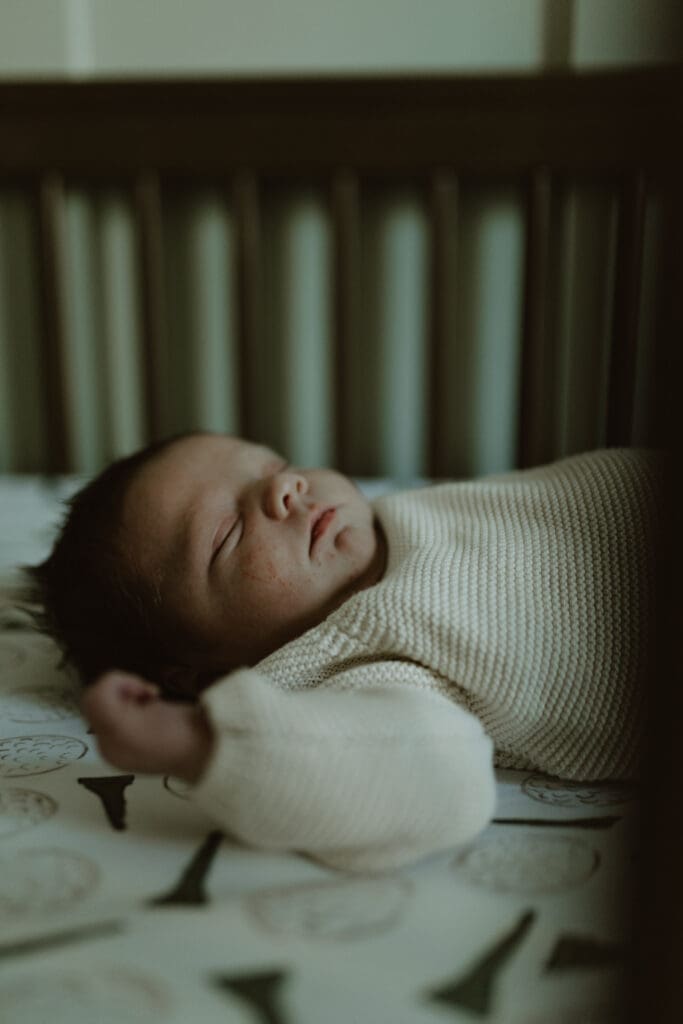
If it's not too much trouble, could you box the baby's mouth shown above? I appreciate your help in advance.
[309,508,336,555]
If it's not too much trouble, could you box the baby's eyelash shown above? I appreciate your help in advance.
[211,516,241,564]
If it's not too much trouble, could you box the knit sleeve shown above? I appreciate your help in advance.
[188,664,495,872]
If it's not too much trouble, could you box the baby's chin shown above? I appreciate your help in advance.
[314,522,386,617]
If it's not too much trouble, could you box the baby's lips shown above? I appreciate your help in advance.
[309,506,337,555]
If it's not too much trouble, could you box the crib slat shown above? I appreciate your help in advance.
[606,172,646,447]
[428,172,458,477]
[331,171,361,472]
[37,173,71,472]
[135,171,168,442]
[234,174,262,440]
[518,167,552,469]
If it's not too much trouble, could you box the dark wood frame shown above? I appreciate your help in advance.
[1,67,680,475]
[0,68,680,176]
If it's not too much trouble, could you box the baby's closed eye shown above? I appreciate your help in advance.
[211,515,243,565]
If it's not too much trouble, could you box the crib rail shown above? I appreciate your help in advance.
[0,68,680,474]
[1,70,678,176]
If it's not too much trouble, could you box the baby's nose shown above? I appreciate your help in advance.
[265,471,308,519]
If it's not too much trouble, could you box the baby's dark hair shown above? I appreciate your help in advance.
[26,434,194,687]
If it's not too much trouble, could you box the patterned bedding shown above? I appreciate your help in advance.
[0,475,636,1023]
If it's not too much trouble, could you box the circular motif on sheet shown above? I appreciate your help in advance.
[163,776,192,800]
[247,877,413,941]
[0,787,57,838]
[522,776,637,808]
[520,774,638,806]
[3,684,81,723]
[0,735,87,776]
[0,847,99,916]
[0,640,26,670]
[452,834,599,894]
[0,968,170,1024]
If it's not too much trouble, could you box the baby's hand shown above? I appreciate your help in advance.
[81,671,212,782]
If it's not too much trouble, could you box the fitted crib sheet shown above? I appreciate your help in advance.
[0,474,638,1024]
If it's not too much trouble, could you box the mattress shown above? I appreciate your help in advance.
[0,474,637,1023]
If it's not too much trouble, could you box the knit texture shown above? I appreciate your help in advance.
[194,668,495,871]
[256,447,659,779]
[192,448,659,869]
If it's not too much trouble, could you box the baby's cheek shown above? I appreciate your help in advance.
[240,565,318,642]
[237,549,278,586]
[239,555,313,603]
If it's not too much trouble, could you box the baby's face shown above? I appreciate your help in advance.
[121,434,385,676]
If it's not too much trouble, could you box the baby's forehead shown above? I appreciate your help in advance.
[126,434,283,519]
[160,433,278,473]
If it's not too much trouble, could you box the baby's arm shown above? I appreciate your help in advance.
[83,665,496,871]
[192,666,496,871]
[81,672,213,782]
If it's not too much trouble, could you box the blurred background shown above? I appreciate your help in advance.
[0,0,681,479]
[1,0,680,78]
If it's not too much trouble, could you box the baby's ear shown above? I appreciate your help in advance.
[158,665,201,701]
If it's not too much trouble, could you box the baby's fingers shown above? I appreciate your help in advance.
[113,672,160,704]
[81,671,159,725]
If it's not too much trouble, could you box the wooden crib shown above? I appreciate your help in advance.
[0,66,680,478]
[0,66,681,1021]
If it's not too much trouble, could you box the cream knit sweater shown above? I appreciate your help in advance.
[191,449,660,872]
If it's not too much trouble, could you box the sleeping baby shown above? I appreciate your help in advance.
[27,433,661,871]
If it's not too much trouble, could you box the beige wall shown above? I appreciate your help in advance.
[0,0,680,78]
